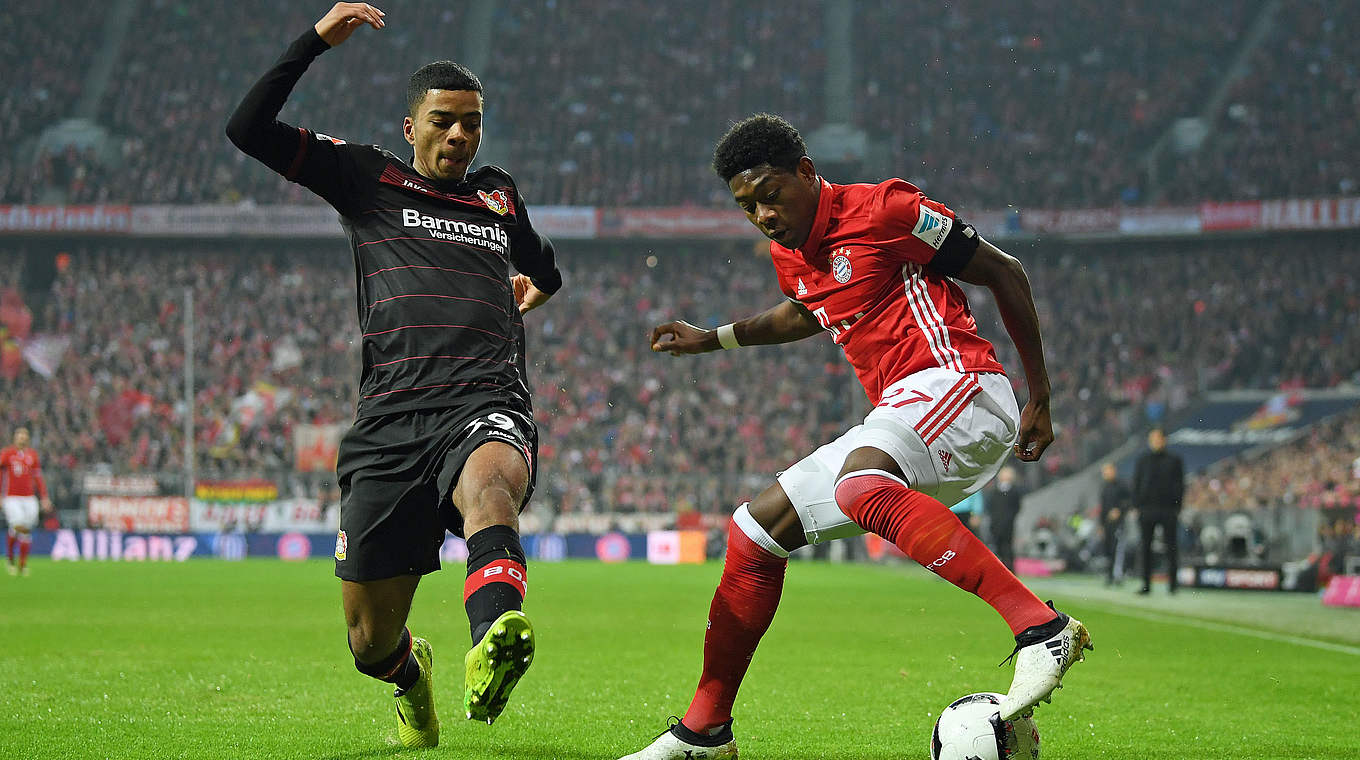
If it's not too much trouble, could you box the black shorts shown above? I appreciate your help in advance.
[333,398,538,582]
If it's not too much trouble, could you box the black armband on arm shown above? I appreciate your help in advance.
[927,219,981,277]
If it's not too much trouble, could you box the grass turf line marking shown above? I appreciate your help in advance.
[1073,600,1360,656]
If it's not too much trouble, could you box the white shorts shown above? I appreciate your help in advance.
[776,369,1019,545]
[3,496,40,530]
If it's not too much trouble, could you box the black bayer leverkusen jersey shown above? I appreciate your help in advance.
[227,30,561,420]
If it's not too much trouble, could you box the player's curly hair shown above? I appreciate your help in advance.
[407,61,483,115]
[712,113,807,182]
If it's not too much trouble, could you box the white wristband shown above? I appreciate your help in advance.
[716,323,741,350]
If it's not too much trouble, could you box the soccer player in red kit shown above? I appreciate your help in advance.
[3,428,51,576]
[620,114,1092,759]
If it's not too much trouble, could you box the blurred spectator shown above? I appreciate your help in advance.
[987,466,1023,570]
[1097,461,1131,584]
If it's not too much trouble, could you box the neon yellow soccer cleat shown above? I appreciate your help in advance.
[464,610,535,724]
[395,636,439,747]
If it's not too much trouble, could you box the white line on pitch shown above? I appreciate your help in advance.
[1076,602,1360,656]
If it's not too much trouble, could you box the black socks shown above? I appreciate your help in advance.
[463,525,528,644]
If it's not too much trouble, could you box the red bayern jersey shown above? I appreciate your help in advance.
[768,178,1005,405]
[0,446,46,498]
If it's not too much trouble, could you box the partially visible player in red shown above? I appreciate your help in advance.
[3,428,51,576]
[620,114,1093,760]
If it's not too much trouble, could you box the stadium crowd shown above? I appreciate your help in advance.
[1160,0,1360,203]
[1,236,1356,527]
[0,244,357,509]
[484,0,824,208]
[973,236,1360,481]
[0,6,105,204]
[1188,407,1360,515]
[1184,405,1360,572]
[2,0,1355,208]
[853,0,1258,209]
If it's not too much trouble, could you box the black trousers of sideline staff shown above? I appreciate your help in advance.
[1139,510,1180,592]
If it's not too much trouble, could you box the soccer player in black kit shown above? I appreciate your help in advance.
[227,3,561,747]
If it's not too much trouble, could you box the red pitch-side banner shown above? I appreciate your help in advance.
[1259,197,1360,229]
[1199,200,1261,231]
[0,204,132,233]
[1201,197,1360,231]
[87,496,190,533]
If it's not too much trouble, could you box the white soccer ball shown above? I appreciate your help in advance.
[930,692,1040,760]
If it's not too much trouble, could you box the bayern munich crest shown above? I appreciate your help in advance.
[831,250,853,283]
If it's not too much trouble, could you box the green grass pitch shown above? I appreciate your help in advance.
[2,559,1357,759]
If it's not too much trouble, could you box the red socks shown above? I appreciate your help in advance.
[4,532,13,563]
[17,536,30,571]
[678,473,1053,733]
[682,518,787,733]
[835,471,1054,635]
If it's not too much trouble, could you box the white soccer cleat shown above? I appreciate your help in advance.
[618,719,738,760]
[998,605,1093,721]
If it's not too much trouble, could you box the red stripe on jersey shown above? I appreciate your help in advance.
[369,354,513,369]
[361,323,510,341]
[361,381,500,400]
[369,293,508,316]
[378,166,518,217]
[364,264,506,287]
[356,236,508,262]
[463,559,528,602]
[284,128,310,180]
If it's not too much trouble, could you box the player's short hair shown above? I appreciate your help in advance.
[712,113,807,182]
[407,61,483,115]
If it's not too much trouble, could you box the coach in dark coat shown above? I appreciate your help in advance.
[1132,428,1185,593]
